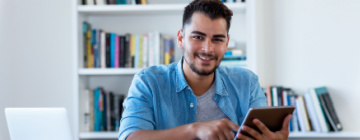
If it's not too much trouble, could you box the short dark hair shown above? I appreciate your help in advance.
[182,0,233,33]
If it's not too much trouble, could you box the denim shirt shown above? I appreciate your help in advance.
[119,58,266,140]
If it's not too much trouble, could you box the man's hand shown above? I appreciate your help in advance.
[236,114,292,140]
[191,118,240,140]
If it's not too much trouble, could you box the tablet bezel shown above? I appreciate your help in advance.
[234,106,295,139]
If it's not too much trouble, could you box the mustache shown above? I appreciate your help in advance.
[195,52,218,60]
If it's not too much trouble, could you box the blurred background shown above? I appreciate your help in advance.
[0,0,359,140]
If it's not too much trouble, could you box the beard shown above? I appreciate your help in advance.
[184,52,221,76]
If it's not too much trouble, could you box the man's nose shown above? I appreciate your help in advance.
[202,39,213,52]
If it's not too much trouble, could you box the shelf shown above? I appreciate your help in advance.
[289,131,360,138]
[78,68,142,75]
[77,3,246,15]
[79,132,118,139]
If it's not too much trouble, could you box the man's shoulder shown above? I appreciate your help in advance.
[136,62,178,77]
[217,66,257,78]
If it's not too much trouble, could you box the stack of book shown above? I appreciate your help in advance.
[265,86,343,132]
[81,0,148,5]
[83,87,126,132]
[83,22,175,69]
[220,49,246,67]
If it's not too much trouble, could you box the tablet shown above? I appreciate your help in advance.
[234,106,295,139]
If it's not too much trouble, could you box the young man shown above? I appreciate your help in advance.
[119,0,291,140]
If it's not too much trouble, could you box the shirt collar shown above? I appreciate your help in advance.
[175,56,228,96]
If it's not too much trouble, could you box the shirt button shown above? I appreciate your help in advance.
[190,103,194,108]
[187,87,190,90]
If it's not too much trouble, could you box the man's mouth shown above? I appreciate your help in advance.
[196,53,217,62]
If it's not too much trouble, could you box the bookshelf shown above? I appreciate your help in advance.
[74,0,255,140]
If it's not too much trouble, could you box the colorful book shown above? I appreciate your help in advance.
[115,34,119,68]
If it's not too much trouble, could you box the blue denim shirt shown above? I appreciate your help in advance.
[119,58,266,140]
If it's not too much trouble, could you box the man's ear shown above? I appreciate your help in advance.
[177,29,184,49]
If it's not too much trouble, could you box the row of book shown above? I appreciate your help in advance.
[81,0,147,5]
[81,0,245,5]
[220,49,246,67]
[83,87,126,132]
[265,86,343,132]
[83,22,175,69]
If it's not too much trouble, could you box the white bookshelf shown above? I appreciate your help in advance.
[78,68,142,75]
[78,3,246,15]
[74,0,254,139]
[289,132,360,138]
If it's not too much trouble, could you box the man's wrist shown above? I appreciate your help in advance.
[186,123,198,139]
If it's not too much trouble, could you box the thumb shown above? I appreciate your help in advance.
[282,114,292,130]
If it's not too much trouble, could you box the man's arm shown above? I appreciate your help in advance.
[127,118,240,140]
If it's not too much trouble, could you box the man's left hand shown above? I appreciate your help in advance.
[236,114,292,140]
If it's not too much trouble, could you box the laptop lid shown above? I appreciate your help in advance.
[5,108,72,140]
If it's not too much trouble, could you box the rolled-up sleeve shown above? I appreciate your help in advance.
[119,74,155,140]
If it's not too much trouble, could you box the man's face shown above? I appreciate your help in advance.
[178,12,229,76]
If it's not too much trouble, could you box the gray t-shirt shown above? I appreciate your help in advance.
[196,83,230,122]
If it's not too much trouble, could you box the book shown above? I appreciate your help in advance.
[110,33,116,68]
[100,30,106,68]
[83,22,88,68]
[304,93,322,132]
[115,34,119,68]
[295,96,311,132]
[105,33,111,68]
[316,87,343,131]
[124,34,131,68]
[310,87,330,132]
[266,86,272,106]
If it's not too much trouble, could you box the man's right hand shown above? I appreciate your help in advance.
[190,118,240,140]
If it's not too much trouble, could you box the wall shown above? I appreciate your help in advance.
[0,0,74,140]
[256,0,360,135]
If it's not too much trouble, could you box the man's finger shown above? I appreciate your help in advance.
[282,114,292,130]
[253,118,272,136]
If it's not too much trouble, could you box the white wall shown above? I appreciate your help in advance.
[0,0,74,140]
[256,0,360,134]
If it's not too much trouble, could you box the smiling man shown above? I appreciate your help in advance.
[119,0,291,140]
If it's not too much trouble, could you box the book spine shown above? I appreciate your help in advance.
[120,36,125,67]
[83,22,88,68]
[100,30,106,68]
[110,33,115,68]
[304,93,322,132]
[115,34,119,68]
[138,35,143,68]
[106,33,111,68]
[310,88,329,132]
[134,35,140,68]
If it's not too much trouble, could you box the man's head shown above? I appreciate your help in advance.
[178,0,233,76]
[182,0,233,33]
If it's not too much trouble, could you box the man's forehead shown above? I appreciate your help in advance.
[184,13,227,35]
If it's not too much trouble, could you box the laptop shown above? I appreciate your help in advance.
[5,108,72,140]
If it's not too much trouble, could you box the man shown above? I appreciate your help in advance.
[119,0,291,140]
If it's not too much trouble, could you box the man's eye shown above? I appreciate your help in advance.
[213,39,223,42]
[193,36,202,39]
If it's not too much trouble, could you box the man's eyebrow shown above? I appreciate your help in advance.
[213,34,226,38]
[191,31,226,38]
[191,31,206,36]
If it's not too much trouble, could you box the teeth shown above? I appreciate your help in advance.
[199,55,211,60]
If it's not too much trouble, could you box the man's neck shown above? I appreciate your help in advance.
[182,62,215,96]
